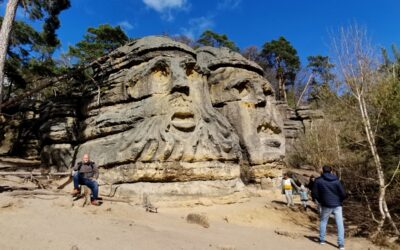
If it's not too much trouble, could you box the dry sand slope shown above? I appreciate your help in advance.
[0,184,380,250]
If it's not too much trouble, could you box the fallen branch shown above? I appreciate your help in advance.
[6,190,67,197]
[0,186,37,192]
[57,176,72,189]
[0,171,70,176]
[101,197,133,204]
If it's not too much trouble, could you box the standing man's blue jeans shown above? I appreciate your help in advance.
[320,206,345,247]
[73,173,99,200]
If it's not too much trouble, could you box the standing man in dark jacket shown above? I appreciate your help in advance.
[313,165,346,250]
[71,153,100,206]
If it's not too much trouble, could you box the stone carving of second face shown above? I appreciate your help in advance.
[197,47,285,178]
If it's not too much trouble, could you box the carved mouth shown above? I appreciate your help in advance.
[263,139,282,148]
[257,122,282,134]
[171,111,196,132]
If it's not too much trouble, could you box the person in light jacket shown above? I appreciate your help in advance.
[281,173,299,207]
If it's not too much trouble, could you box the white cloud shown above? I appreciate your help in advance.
[142,0,189,21]
[118,21,135,31]
[217,0,241,10]
[181,16,214,40]
[142,0,186,13]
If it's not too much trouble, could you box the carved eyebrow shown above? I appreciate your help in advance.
[179,58,196,69]
[143,58,171,76]
[226,78,251,90]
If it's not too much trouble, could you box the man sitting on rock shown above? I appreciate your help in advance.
[71,154,100,206]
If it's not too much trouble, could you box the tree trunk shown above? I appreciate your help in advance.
[0,0,19,111]
[282,80,287,103]
[357,93,400,236]
[296,74,313,107]
[278,76,287,102]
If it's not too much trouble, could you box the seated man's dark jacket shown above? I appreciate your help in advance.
[73,161,99,179]
[312,173,346,208]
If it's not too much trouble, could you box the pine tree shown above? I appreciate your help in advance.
[260,36,300,102]
[196,30,239,52]
[67,24,129,65]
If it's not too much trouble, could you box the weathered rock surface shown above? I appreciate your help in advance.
[0,36,295,198]
[0,118,21,155]
[0,101,42,159]
[71,37,242,186]
[197,46,286,182]
[106,178,245,202]
[276,102,324,154]
[41,144,75,171]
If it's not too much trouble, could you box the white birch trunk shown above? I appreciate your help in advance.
[357,92,399,236]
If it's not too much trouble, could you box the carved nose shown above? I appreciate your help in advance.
[255,99,266,107]
[254,91,266,107]
[171,85,190,96]
[171,76,190,96]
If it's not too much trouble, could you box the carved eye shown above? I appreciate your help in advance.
[150,63,170,84]
[263,83,273,96]
[232,80,250,97]
[185,62,197,76]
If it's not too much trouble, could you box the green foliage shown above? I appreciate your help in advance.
[196,30,239,52]
[306,55,335,106]
[260,36,300,79]
[0,0,70,102]
[285,88,296,108]
[260,36,300,100]
[0,15,67,100]
[67,24,129,65]
[290,41,400,236]
[371,49,400,173]
[19,0,71,47]
[307,55,334,83]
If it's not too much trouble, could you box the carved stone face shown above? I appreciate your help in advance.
[125,55,201,134]
[207,66,285,166]
[77,47,241,183]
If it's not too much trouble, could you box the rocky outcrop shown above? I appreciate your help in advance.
[0,101,42,160]
[197,46,285,183]
[72,37,242,190]
[39,97,80,171]
[276,102,324,154]
[1,36,290,197]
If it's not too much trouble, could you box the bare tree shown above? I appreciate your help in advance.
[241,46,259,62]
[331,24,399,236]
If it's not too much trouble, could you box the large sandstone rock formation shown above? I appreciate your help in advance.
[75,37,242,189]
[197,47,285,182]
[1,36,289,198]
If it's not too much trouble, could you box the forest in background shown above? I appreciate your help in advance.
[0,0,399,246]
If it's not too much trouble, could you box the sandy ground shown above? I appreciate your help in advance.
[0,179,383,250]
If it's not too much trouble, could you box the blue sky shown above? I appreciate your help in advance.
[2,0,400,64]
